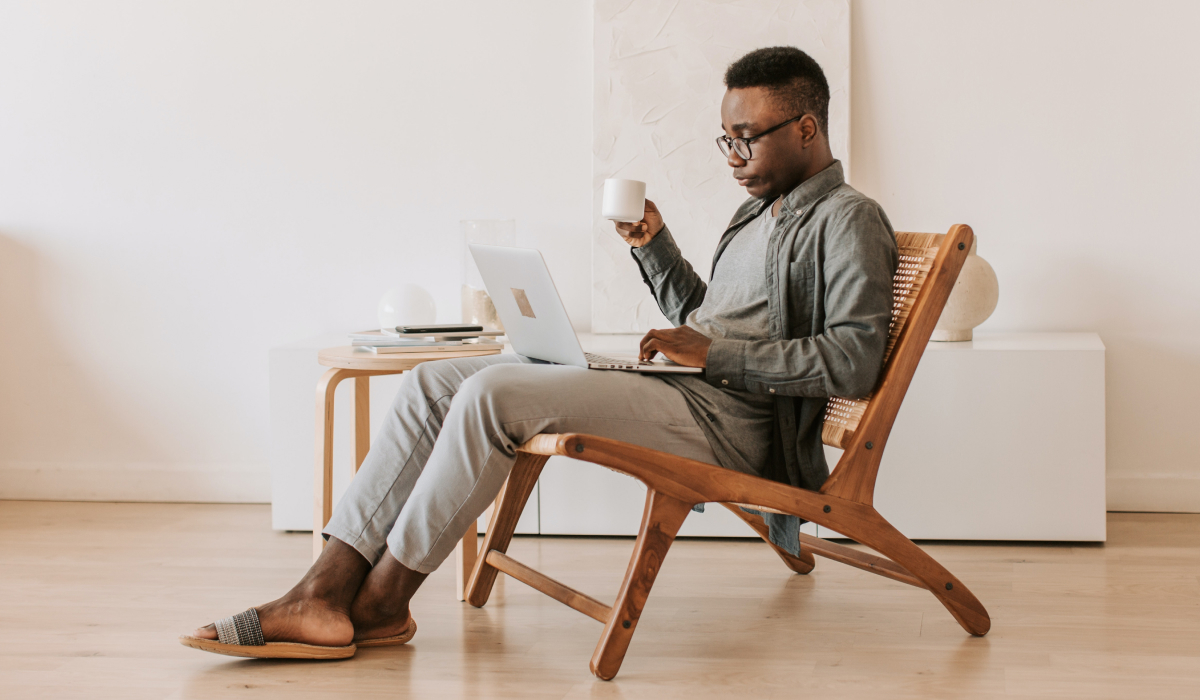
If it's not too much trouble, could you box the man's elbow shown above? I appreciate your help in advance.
[827,340,888,398]
[829,369,878,400]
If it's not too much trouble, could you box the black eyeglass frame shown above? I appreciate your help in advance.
[716,114,805,160]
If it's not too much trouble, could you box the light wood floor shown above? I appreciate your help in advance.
[2,502,1199,699]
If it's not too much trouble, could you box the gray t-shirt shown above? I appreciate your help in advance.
[656,204,778,476]
[685,203,775,340]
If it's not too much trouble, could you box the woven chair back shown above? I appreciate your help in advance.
[821,232,943,449]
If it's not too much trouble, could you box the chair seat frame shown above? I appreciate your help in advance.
[463,224,990,680]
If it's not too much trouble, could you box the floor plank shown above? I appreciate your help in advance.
[1,501,1198,699]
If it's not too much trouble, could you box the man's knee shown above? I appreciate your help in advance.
[457,363,518,396]
[395,359,457,409]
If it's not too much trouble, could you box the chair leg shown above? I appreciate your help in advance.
[720,503,815,574]
[454,518,478,602]
[590,488,693,680]
[464,452,548,607]
[832,511,991,636]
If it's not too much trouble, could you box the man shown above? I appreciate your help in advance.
[182,46,896,658]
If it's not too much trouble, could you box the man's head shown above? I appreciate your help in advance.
[720,46,833,200]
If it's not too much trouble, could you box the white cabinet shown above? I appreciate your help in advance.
[271,332,1105,542]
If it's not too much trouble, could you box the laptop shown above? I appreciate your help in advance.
[469,244,702,374]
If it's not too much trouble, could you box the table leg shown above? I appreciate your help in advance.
[354,376,370,473]
[314,367,353,561]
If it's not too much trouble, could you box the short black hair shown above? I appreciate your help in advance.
[724,46,830,136]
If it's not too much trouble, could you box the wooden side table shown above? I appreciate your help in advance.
[312,345,503,580]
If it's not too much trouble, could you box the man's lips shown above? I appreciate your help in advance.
[735,175,756,187]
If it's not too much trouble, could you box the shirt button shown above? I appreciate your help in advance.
[721,379,729,385]
[769,388,776,393]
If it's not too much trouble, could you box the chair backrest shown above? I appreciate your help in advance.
[821,232,944,449]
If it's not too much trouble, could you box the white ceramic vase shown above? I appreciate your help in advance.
[931,238,999,342]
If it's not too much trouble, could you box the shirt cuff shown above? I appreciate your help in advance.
[705,338,747,391]
[630,226,681,278]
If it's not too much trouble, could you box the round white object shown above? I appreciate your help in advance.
[931,238,999,342]
[377,284,437,332]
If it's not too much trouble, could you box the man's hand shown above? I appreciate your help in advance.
[639,325,712,368]
[614,199,665,248]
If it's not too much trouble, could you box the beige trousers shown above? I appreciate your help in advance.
[322,353,718,573]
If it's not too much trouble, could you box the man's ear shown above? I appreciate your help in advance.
[799,114,819,148]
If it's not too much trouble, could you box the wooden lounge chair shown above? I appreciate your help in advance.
[460,224,991,680]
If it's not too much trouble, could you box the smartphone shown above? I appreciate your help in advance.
[399,324,484,334]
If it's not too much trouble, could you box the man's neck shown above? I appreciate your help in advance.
[771,150,836,216]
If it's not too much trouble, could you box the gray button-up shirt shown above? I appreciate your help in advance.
[631,161,897,553]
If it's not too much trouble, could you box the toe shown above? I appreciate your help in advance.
[192,623,218,640]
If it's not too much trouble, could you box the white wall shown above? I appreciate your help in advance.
[0,1,592,501]
[2,1,1197,511]
[850,0,1200,511]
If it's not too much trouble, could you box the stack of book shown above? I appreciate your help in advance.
[349,328,504,354]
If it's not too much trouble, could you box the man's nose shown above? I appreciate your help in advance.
[727,150,747,168]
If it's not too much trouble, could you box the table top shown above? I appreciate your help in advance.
[317,345,503,371]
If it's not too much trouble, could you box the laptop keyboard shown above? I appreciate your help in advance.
[585,352,643,366]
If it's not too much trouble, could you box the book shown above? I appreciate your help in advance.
[355,339,503,354]
[349,329,504,343]
[351,338,464,348]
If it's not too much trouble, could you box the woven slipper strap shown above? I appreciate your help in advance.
[214,608,266,647]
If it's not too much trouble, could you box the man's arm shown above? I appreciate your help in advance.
[629,225,707,326]
[613,199,708,327]
[705,202,897,398]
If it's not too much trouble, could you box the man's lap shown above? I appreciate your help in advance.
[452,360,717,465]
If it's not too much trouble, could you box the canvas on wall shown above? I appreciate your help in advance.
[592,0,850,332]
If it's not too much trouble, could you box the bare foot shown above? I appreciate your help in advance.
[192,595,354,647]
[349,551,426,642]
[189,537,369,647]
[351,610,412,643]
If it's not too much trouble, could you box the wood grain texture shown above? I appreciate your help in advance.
[554,430,989,626]
[465,452,548,607]
[4,502,1200,699]
[797,531,920,587]
[354,376,370,473]
[316,345,502,371]
[590,489,693,680]
[454,520,477,603]
[313,367,352,560]
[484,550,612,623]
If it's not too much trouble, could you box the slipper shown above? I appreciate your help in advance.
[178,608,356,660]
[355,616,417,648]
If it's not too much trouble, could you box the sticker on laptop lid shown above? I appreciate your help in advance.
[511,288,536,318]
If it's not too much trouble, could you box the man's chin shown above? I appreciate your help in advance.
[743,182,771,199]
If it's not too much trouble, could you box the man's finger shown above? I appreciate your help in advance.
[640,339,661,361]
[639,329,664,354]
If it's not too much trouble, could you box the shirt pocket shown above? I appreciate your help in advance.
[786,260,817,337]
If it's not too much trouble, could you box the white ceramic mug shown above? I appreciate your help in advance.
[602,179,647,223]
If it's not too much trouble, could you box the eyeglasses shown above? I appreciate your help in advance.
[716,114,805,160]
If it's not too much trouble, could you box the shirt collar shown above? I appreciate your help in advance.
[778,159,844,217]
[725,160,846,231]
